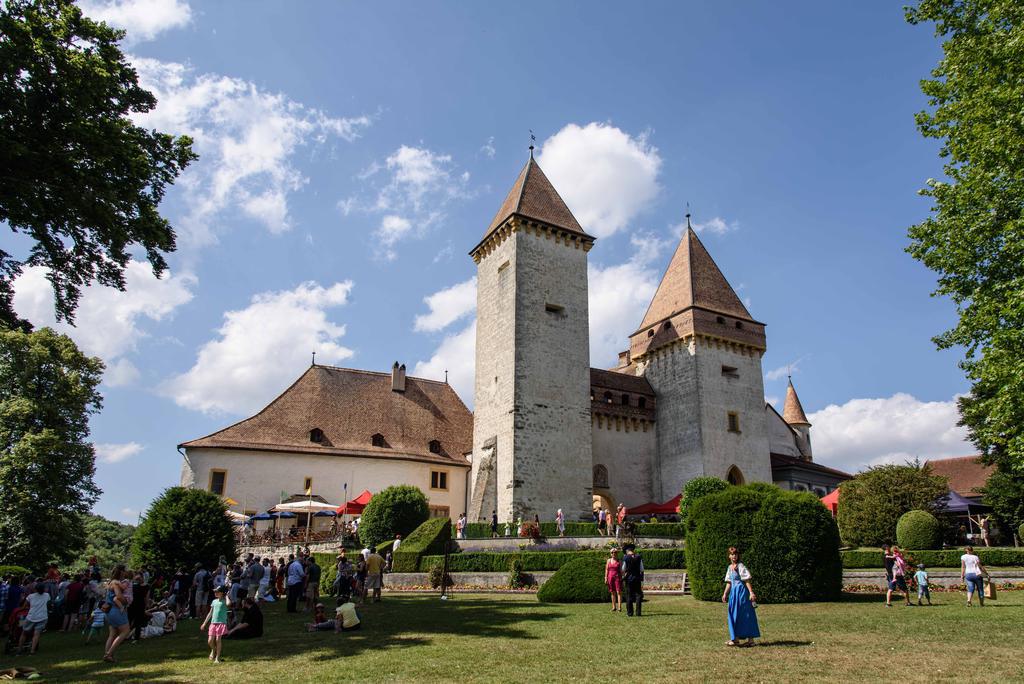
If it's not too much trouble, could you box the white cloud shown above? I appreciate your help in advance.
[376,145,465,213]
[765,359,802,382]
[694,217,738,236]
[80,0,191,43]
[809,393,972,475]
[96,442,143,464]
[413,320,476,402]
[375,215,413,261]
[480,136,496,159]
[164,280,355,415]
[131,57,371,246]
[765,395,780,408]
[414,277,477,332]
[588,234,666,367]
[12,262,195,386]
[537,122,661,239]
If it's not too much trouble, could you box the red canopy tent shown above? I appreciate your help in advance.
[336,489,372,515]
[820,488,840,517]
[629,494,681,516]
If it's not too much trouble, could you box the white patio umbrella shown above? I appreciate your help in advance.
[272,500,339,514]
[225,510,249,522]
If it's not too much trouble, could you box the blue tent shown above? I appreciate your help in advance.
[276,511,297,519]
[936,490,990,514]
[251,512,276,521]
[314,510,337,517]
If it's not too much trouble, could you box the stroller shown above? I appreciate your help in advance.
[4,607,31,656]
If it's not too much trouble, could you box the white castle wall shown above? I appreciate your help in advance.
[182,448,468,520]
[767,407,803,458]
[591,415,658,507]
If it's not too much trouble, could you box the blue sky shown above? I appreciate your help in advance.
[10,1,974,522]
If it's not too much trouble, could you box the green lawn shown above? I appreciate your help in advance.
[7,591,1024,683]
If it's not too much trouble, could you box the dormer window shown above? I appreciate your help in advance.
[637,397,647,409]
[735,321,744,329]
[716,316,726,324]
[309,428,324,443]
[663,321,672,330]
[371,433,386,447]
[603,391,613,403]
[647,329,654,338]
[428,439,441,454]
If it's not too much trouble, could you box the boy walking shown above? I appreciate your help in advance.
[915,564,931,605]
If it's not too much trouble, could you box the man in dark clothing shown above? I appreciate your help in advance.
[622,545,644,617]
[490,511,499,538]
[225,597,263,639]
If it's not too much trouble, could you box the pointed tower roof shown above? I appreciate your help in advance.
[484,156,590,238]
[783,378,811,426]
[638,226,754,331]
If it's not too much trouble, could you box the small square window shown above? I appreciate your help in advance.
[303,477,313,493]
[430,470,448,491]
[727,412,741,433]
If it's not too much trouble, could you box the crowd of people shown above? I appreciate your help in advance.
[0,544,390,663]
[881,544,993,608]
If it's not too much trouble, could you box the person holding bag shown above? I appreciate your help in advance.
[960,546,988,607]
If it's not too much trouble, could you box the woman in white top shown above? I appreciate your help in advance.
[960,545,988,607]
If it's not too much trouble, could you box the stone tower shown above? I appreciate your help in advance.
[628,221,772,499]
[468,155,595,523]
[783,377,813,460]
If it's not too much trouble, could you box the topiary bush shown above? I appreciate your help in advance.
[392,517,450,572]
[686,485,842,603]
[536,556,610,603]
[131,487,236,571]
[358,485,429,550]
[427,561,453,590]
[679,476,729,521]
[896,510,942,550]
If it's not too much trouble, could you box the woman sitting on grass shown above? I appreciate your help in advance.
[721,547,759,647]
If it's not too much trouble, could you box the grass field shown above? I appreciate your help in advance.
[6,591,1024,683]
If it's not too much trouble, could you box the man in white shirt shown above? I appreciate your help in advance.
[286,555,305,613]
[19,583,51,654]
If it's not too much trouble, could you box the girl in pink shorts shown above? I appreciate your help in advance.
[200,586,230,663]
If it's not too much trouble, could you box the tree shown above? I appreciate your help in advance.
[0,0,197,328]
[905,1,1024,472]
[836,463,949,547]
[357,485,429,550]
[678,476,729,522]
[0,326,102,570]
[982,469,1024,542]
[76,513,135,572]
[131,487,236,571]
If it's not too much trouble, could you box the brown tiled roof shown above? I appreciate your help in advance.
[783,378,811,426]
[180,365,472,467]
[924,456,994,497]
[484,157,590,238]
[590,367,655,396]
[637,227,754,331]
[770,453,852,480]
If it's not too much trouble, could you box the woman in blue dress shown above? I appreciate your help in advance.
[721,546,760,647]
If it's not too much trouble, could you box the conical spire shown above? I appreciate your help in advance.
[637,226,753,331]
[783,377,811,426]
[484,157,589,238]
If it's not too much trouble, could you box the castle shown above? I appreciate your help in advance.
[179,154,847,523]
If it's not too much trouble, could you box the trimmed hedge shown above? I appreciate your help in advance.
[457,521,684,539]
[680,476,730,521]
[0,565,31,578]
[686,485,842,603]
[420,547,685,573]
[536,556,610,603]
[393,518,451,572]
[358,485,429,550]
[841,547,1024,569]
[896,510,942,550]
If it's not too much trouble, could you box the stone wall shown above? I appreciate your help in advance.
[591,413,658,508]
[766,405,802,458]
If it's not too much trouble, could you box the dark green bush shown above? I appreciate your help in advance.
[358,485,429,549]
[508,558,528,588]
[841,546,1024,568]
[456,521,683,538]
[679,477,729,521]
[392,517,451,572]
[686,485,842,603]
[1019,523,1024,543]
[376,540,395,557]
[131,487,236,571]
[420,547,685,572]
[313,553,337,595]
[426,561,453,589]
[634,522,685,538]
[896,510,942,550]
[536,556,610,603]
[0,565,31,578]
[836,463,948,546]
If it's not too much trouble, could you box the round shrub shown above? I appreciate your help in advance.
[131,487,236,571]
[358,485,429,550]
[896,510,942,550]
[679,477,729,521]
[686,485,842,603]
[536,556,610,603]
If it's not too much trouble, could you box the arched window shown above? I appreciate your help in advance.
[593,464,609,489]
[371,433,385,448]
[309,428,323,443]
[637,397,646,409]
[428,439,441,454]
[621,394,629,406]
[726,465,745,486]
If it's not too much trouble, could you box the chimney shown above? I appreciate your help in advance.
[617,350,631,367]
[392,362,406,392]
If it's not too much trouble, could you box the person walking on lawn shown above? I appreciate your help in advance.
[622,545,644,617]
[722,547,759,647]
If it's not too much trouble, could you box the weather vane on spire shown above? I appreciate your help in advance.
[529,129,536,157]
[685,201,692,230]
[311,351,316,366]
